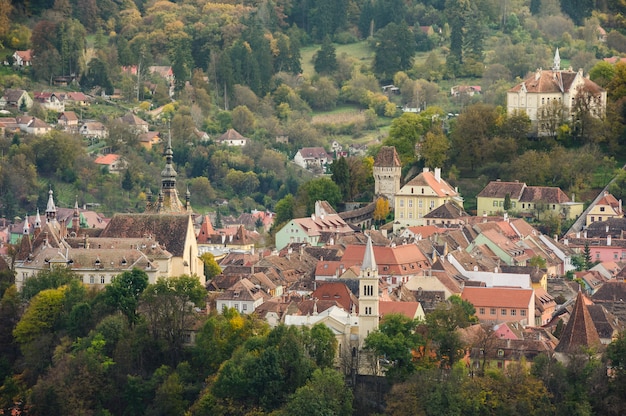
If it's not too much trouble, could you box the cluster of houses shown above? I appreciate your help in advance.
[2,132,625,372]
[1,48,625,373]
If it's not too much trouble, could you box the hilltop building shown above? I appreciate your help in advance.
[507,49,606,136]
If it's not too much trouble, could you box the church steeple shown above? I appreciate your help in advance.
[144,127,188,214]
[23,215,30,235]
[72,196,80,233]
[553,47,561,71]
[45,188,57,223]
[358,234,380,344]
[35,209,41,229]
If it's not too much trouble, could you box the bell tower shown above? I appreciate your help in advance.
[358,235,379,344]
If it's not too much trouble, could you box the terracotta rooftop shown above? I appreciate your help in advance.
[461,287,534,309]
[379,301,422,320]
[509,69,604,95]
[477,181,526,199]
[520,186,571,204]
[94,154,120,165]
[401,169,458,198]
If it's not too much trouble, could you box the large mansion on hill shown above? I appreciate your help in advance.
[507,49,606,136]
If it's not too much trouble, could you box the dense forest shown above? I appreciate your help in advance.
[3,2,626,414]
[1,0,626,231]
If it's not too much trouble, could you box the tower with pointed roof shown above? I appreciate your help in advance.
[374,146,402,207]
[358,235,380,343]
[145,129,189,214]
[555,290,602,362]
[45,188,57,223]
[553,47,560,71]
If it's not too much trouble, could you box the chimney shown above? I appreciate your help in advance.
[584,230,587,238]
[564,239,568,245]
[572,193,575,202]
[576,232,580,238]
[608,235,612,246]
[606,225,610,233]
[423,167,429,173]
[434,167,441,183]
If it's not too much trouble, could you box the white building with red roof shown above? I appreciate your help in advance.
[94,154,126,174]
[275,201,354,250]
[507,48,606,135]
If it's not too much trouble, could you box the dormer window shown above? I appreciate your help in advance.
[233,291,240,298]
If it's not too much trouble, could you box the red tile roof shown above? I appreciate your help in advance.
[379,301,422,319]
[402,169,458,198]
[94,154,120,165]
[461,287,533,309]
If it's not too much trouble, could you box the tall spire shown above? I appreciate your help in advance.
[144,126,187,214]
[45,187,57,223]
[361,234,377,272]
[35,209,41,229]
[553,47,561,71]
[161,127,177,191]
[23,215,30,235]
[72,196,80,232]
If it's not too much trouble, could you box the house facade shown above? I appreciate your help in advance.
[394,167,462,230]
[586,192,623,226]
[34,92,65,112]
[94,154,127,174]
[0,89,32,110]
[12,50,32,67]
[293,147,331,170]
[80,121,108,139]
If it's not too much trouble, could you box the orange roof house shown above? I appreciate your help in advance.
[94,154,126,174]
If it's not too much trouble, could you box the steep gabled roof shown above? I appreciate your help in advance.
[218,128,246,141]
[509,69,604,95]
[423,201,468,219]
[401,169,458,198]
[100,213,191,257]
[379,301,422,320]
[477,181,526,199]
[520,186,571,204]
[374,146,401,167]
[555,291,601,353]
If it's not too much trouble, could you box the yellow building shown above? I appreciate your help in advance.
[394,168,462,231]
[476,180,583,220]
[586,192,623,226]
